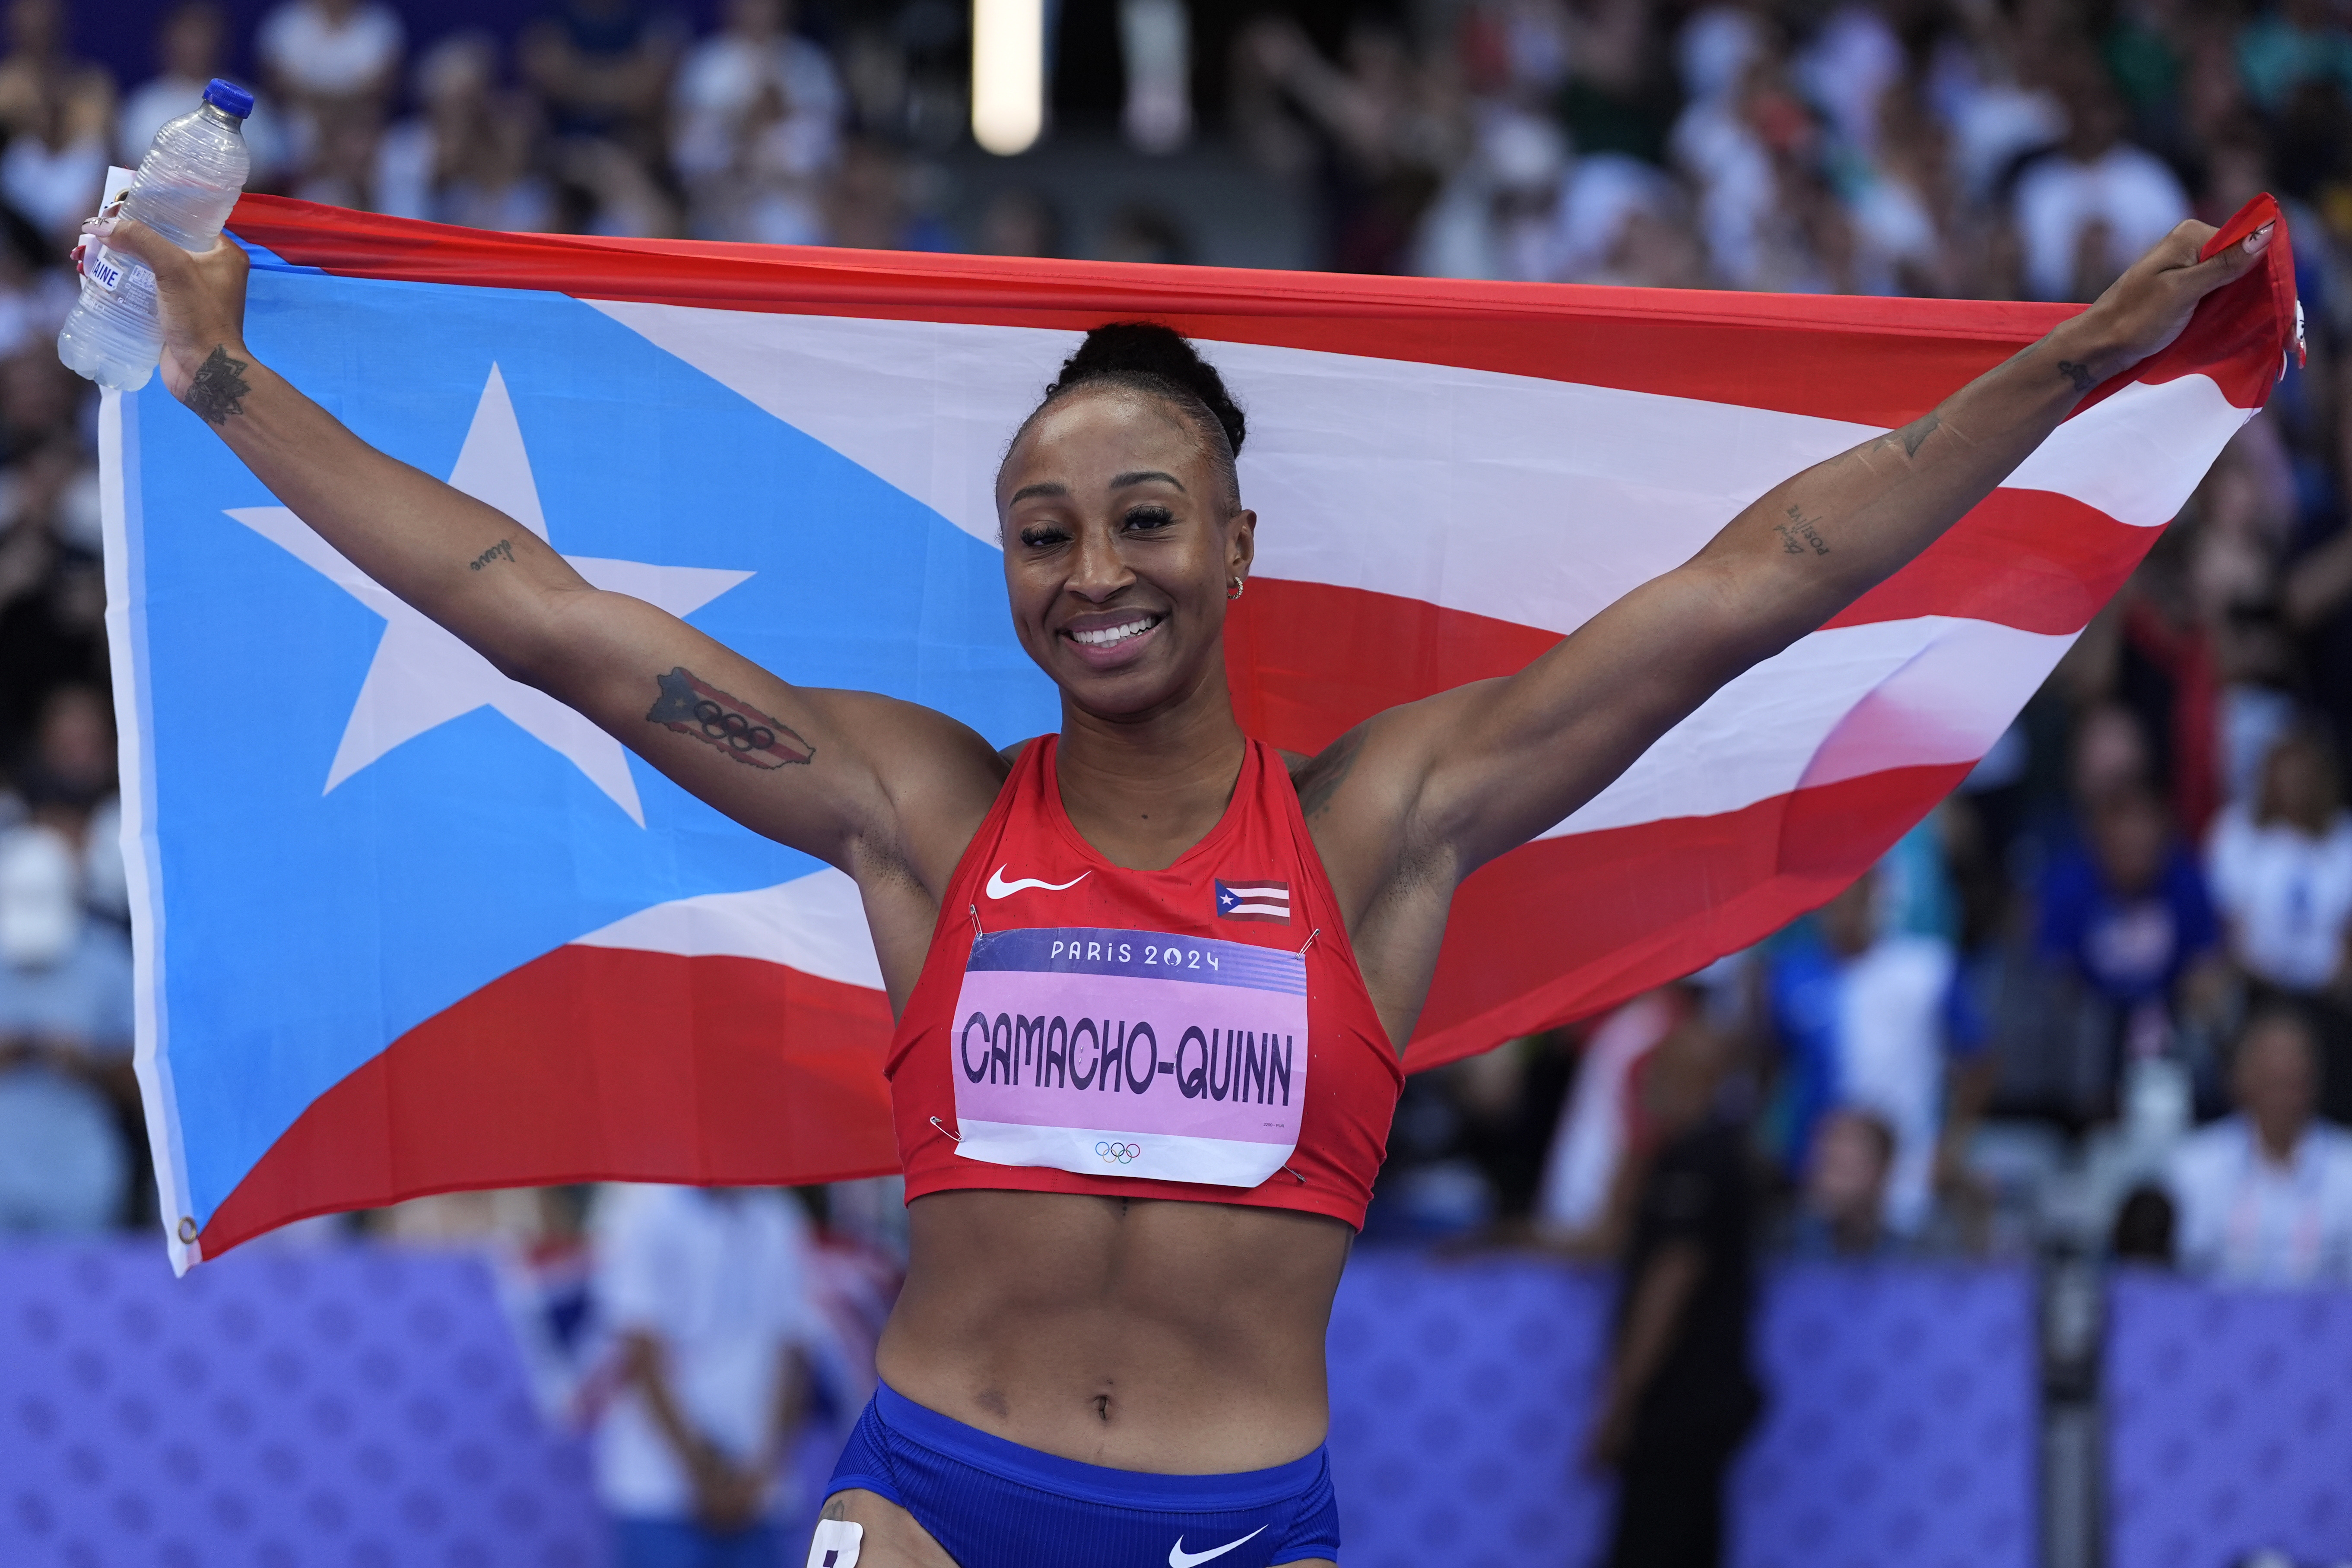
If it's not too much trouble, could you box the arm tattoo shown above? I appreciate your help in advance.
[645,667,814,768]
[1294,723,1368,818]
[1898,411,1940,458]
[183,345,251,425]
[467,539,515,571]
[1773,505,1831,557]
[2056,359,2097,394]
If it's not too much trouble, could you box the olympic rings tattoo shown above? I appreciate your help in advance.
[645,668,813,769]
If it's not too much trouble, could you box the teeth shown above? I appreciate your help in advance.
[1072,618,1155,647]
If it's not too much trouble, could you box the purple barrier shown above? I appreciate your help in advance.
[2,1242,604,1568]
[1732,1262,2038,1568]
[7,1242,2037,1567]
[2107,1272,2352,1568]
[1326,1253,2038,1568]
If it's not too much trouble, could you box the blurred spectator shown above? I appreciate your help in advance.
[822,139,949,252]
[592,1183,822,1568]
[2235,0,2352,117]
[0,0,114,145]
[1098,203,1192,266]
[1787,1106,1900,1259]
[0,431,107,747]
[1536,985,1685,1238]
[2207,725,2352,1115]
[256,0,401,174]
[121,3,288,178]
[1236,15,1460,275]
[2165,1008,2352,1286]
[0,823,136,1232]
[1766,865,1990,1237]
[521,0,684,158]
[372,33,498,224]
[1584,1016,1759,1568]
[0,0,114,248]
[974,186,1062,258]
[1119,0,1193,155]
[2037,782,2227,1085]
[671,0,843,242]
[2111,1181,2177,1264]
[2011,56,2189,301]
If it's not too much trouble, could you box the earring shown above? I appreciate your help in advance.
[1228,577,1246,600]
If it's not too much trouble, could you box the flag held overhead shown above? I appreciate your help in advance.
[109,194,2297,1267]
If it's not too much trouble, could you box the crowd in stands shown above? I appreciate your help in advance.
[4,0,2352,1296]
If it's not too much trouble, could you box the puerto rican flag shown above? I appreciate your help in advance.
[107,194,2297,1267]
[1216,878,1293,924]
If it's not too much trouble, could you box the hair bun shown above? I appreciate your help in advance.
[1052,322,1246,457]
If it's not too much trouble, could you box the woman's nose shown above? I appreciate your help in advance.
[1066,523,1134,599]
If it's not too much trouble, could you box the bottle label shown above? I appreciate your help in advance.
[85,244,126,294]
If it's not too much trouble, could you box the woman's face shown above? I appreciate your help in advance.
[997,387,1254,719]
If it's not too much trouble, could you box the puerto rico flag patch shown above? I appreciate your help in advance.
[1216,878,1292,924]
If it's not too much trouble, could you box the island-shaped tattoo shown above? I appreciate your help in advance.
[645,667,814,768]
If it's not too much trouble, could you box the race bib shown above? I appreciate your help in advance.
[949,926,1308,1188]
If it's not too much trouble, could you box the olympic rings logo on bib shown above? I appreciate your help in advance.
[1095,1141,1142,1165]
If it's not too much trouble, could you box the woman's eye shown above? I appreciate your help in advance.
[1019,526,1069,547]
[1124,507,1175,531]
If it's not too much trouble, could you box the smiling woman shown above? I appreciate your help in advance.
[90,192,2276,1568]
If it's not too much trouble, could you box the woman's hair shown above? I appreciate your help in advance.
[1012,322,1247,509]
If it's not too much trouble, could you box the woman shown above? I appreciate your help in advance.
[93,208,2268,1567]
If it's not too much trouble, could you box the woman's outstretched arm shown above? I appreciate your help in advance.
[93,218,1005,906]
[1311,219,2274,903]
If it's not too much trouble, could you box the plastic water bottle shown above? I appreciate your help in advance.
[57,78,253,391]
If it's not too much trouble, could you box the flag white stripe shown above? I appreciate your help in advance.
[572,867,886,988]
[1222,885,1290,899]
[1226,903,1292,917]
[591,303,2241,642]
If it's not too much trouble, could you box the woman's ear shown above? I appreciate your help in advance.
[1229,508,1257,577]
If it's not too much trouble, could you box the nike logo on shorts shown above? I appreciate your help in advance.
[985,866,1089,899]
[1169,1526,1266,1567]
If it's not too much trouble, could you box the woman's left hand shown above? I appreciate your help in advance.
[2066,217,2274,389]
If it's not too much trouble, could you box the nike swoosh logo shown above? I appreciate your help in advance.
[985,866,1089,899]
[1170,1527,1266,1568]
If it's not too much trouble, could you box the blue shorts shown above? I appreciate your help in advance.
[825,1383,1341,1567]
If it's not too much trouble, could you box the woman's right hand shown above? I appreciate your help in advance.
[76,215,254,407]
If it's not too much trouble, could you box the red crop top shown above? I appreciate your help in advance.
[887,735,1403,1229]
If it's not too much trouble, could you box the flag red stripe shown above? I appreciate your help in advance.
[1822,487,2161,634]
[225,194,2289,427]
[1406,761,1973,1068]
[196,949,898,1258]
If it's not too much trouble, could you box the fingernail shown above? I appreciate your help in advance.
[91,217,115,237]
[2246,223,2274,252]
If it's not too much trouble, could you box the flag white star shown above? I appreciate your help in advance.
[226,364,753,827]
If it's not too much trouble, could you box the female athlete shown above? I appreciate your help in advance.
[95,209,2268,1567]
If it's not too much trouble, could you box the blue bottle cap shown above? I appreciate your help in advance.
[203,78,255,120]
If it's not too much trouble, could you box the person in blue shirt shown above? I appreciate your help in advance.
[2037,782,2227,1103]
[1767,865,1988,1238]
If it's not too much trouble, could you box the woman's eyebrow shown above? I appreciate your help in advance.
[1111,470,1187,492]
[1009,481,1070,504]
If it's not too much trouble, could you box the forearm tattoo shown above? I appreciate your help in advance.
[467,539,515,571]
[184,345,251,425]
[2056,359,2097,394]
[1897,411,1940,458]
[1774,504,1830,557]
[645,667,814,768]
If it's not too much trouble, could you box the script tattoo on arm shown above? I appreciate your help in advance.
[466,539,515,571]
[2056,359,2097,394]
[1294,723,1368,818]
[1773,504,1831,557]
[645,667,815,769]
[183,345,251,425]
